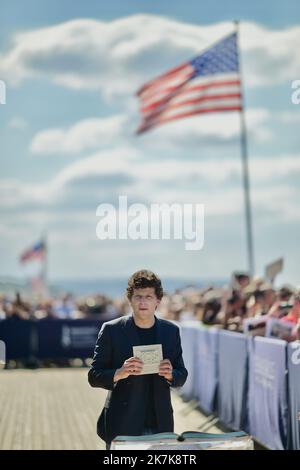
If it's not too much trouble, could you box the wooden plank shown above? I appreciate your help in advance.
[0,369,223,450]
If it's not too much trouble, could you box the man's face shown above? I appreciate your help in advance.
[130,287,160,318]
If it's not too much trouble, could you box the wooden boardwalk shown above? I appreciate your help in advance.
[0,368,223,450]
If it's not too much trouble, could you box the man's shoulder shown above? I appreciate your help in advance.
[102,314,131,329]
[157,316,179,332]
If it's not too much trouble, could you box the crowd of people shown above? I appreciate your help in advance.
[159,272,300,342]
[1,271,299,342]
[0,292,125,323]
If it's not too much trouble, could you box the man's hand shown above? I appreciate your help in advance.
[114,357,144,382]
[158,359,173,382]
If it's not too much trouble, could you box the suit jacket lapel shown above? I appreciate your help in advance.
[155,316,163,345]
[122,314,141,348]
[155,317,168,359]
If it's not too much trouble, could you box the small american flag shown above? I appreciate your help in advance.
[19,240,46,263]
[136,32,242,134]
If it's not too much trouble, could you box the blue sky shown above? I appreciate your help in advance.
[0,1,299,285]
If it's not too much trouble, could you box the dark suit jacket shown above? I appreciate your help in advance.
[88,314,188,444]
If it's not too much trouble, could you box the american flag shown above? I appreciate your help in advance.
[19,240,46,263]
[136,32,242,134]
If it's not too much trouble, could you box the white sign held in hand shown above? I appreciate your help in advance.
[133,344,163,375]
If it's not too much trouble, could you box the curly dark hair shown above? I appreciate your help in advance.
[126,270,164,301]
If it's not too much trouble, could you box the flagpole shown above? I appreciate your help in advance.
[235,20,255,277]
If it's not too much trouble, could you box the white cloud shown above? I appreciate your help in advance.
[8,117,28,130]
[279,110,300,123]
[0,179,46,208]
[0,15,299,99]
[1,147,300,220]
[30,115,129,155]
[252,184,299,221]
[29,107,272,156]
[52,147,138,188]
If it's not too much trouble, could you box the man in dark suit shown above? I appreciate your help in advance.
[88,269,188,449]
